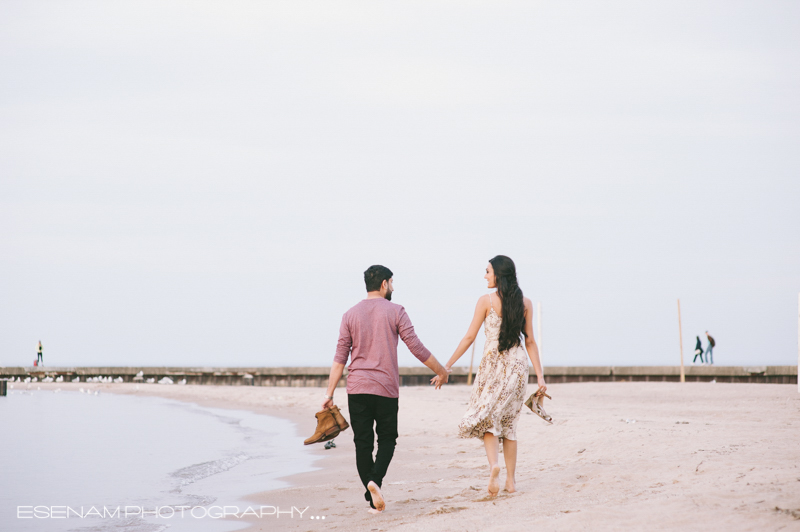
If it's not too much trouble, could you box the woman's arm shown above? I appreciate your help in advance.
[444,295,490,370]
[523,297,546,389]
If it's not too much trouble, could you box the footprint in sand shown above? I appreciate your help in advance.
[429,506,468,515]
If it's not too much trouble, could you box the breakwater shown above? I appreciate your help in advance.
[0,365,795,386]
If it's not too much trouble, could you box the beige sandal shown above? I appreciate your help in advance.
[524,386,552,423]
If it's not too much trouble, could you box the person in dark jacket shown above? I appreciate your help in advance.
[692,336,704,364]
[704,331,715,365]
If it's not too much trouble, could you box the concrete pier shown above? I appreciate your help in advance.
[0,365,795,387]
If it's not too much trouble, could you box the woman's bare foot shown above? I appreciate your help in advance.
[488,465,501,497]
[367,481,385,511]
[504,478,516,493]
[367,508,383,515]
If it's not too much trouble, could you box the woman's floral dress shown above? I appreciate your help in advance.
[458,295,529,441]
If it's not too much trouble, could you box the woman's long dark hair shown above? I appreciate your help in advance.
[489,255,527,352]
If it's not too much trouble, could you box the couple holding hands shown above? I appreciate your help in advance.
[322,255,547,513]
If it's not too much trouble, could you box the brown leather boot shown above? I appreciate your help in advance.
[304,408,341,445]
[329,405,350,432]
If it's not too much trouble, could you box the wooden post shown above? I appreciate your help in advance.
[537,301,543,360]
[467,341,476,385]
[677,299,685,383]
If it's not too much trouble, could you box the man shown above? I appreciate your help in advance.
[37,341,43,366]
[704,331,715,365]
[322,265,449,514]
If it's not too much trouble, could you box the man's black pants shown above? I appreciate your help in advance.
[347,393,398,508]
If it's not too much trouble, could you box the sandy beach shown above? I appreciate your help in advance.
[21,380,800,531]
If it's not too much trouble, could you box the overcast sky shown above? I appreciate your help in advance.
[1,1,798,369]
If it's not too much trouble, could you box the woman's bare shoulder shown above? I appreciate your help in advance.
[523,296,533,309]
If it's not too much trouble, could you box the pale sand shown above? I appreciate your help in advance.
[23,381,800,531]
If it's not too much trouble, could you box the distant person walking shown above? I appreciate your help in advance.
[692,336,704,364]
[704,331,715,365]
[36,341,43,366]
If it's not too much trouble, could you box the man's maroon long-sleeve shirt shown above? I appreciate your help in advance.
[334,298,432,398]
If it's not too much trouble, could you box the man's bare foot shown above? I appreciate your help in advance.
[367,481,385,511]
[488,465,501,497]
[504,479,516,493]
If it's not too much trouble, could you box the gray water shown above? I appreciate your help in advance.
[0,387,319,531]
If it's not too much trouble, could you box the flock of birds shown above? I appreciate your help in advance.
[6,376,66,383]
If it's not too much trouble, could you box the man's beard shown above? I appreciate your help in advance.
[384,289,393,301]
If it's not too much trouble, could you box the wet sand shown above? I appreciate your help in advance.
[26,380,800,531]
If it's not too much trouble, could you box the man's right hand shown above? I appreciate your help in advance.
[322,397,334,410]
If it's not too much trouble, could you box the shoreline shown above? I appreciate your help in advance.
[31,380,339,490]
[13,381,800,531]
[10,381,338,530]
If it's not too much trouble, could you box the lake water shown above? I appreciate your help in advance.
[0,387,319,532]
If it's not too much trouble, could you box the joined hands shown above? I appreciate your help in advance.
[430,365,453,389]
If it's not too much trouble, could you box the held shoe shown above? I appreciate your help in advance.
[524,386,553,424]
[304,409,339,445]
[316,406,349,443]
[304,405,349,445]
[329,405,350,433]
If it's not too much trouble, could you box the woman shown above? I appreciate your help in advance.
[433,255,546,497]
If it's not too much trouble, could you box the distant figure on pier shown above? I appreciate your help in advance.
[37,341,43,366]
[704,331,715,365]
[692,336,704,364]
